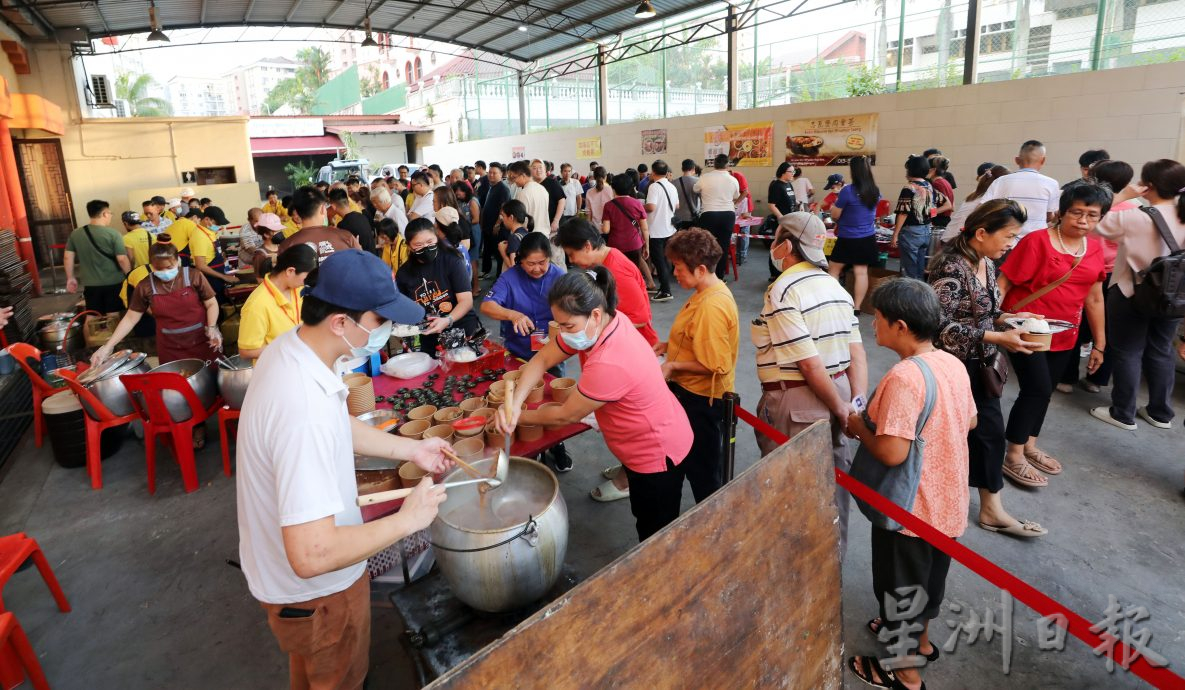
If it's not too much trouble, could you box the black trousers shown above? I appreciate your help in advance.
[649,236,672,293]
[623,457,685,542]
[669,382,725,503]
[698,211,736,278]
[1005,348,1078,445]
[480,225,501,275]
[1060,273,1112,387]
[871,527,952,650]
[83,283,124,314]
[964,358,1005,493]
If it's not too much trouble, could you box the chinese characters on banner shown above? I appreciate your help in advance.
[704,121,774,168]
[641,129,667,155]
[785,113,879,166]
[511,146,526,160]
[576,137,602,159]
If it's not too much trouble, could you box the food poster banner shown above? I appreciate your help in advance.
[785,113,878,166]
[576,137,602,159]
[511,145,526,160]
[641,129,667,155]
[703,122,773,168]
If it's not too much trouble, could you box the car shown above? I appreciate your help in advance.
[316,158,371,185]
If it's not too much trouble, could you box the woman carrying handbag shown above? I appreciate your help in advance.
[928,199,1047,538]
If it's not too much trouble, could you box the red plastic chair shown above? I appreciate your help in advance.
[0,533,70,615]
[5,343,76,449]
[217,406,240,478]
[118,372,224,494]
[729,227,740,282]
[0,612,49,690]
[55,369,142,491]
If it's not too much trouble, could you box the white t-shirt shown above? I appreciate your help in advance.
[409,191,435,223]
[514,180,552,236]
[236,328,365,604]
[792,177,814,207]
[646,178,679,239]
[561,179,583,216]
[979,169,1060,237]
[383,195,409,233]
[942,199,982,242]
[694,169,740,213]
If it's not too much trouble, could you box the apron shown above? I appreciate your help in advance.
[179,226,229,301]
[151,268,217,364]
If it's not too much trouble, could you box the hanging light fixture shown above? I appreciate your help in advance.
[360,16,378,48]
[634,0,656,18]
[146,0,169,42]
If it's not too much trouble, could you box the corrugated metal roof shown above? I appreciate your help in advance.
[25,0,709,64]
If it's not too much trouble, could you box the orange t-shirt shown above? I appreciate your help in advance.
[866,350,976,539]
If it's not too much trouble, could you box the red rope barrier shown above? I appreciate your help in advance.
[733,405,1184,689]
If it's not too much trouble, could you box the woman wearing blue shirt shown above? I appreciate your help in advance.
[828,155,881,313]
[480,232,572,471]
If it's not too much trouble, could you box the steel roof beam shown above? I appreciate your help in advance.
[286,0,305,23]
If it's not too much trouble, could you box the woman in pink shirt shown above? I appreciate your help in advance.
[498,268,693,541]
[585,166,614,227]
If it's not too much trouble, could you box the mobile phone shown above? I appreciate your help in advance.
[278,607,314,619]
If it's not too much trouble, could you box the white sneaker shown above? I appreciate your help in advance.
[1137,407,1173,430]
[1090,406,1136,431]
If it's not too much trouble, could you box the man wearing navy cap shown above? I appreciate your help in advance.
[236,249,450,689]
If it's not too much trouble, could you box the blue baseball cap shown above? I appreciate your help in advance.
[824,173,845,190]
[308,250,425,325]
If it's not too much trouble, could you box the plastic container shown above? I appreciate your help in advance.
[42,391,124,468]
[383,352,437,379]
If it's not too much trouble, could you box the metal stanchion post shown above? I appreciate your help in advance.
[723,392,739,482]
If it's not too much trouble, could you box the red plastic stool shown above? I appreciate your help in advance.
[119,372,223,494]
[217,407,240,477]
[55,369,142,490]
[0,533,70,615]
[5,344,75,449]
[0,612,49,690]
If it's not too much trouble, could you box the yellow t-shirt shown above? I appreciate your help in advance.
[123,227,152,267]
[238,275,303,352]
[187,225,218,264]
[282,217,300,236]
[666,281,739,399]
[120,265,151,308]
[262,200,288,220]
[381,236,409,274]
[164,209,177,221]
[168,217,197,251]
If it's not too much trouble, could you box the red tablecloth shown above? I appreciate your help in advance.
[361,350,591,520]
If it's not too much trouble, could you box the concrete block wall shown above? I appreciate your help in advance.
[425,63,1185,203]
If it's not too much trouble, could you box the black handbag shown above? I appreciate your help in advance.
[971,260,1007,398]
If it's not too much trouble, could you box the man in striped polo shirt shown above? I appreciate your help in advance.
[751,212,868,556]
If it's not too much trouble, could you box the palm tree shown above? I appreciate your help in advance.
[295,47,332,90]
[114,71,172,117]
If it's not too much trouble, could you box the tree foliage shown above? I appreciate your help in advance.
[264,47,333,115]
[359,66,383,98]
[283,160,318,190]
[114,71,172,117]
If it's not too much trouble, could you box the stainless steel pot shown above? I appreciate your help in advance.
[216,355,253,410]
[37,312,84,353]
[430,456,568,613]
[145,359,218,421]
[80,352,151,418]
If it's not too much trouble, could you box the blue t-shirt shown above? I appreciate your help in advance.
[483,264,565,359]
[834,184,880,239]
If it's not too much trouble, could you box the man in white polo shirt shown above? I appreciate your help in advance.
[694,153,741,278]
[978,139,1060,238]
[237,249,450,689]
[645,159,679,301]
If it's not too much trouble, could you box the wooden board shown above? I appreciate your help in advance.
[428,420,842,689]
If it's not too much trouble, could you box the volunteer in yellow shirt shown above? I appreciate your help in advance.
[261,190,287,220]
[376,217,408,274]
[237,244,317,361]
[183,206,239,301]
[121,211,152,268]
[168,213,198,255]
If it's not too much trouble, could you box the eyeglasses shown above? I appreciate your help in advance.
[1062,209,1102,221]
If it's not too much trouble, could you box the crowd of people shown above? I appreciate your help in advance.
[53,145,1185,690]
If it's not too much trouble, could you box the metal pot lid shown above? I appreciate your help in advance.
[106,352,148,378]
[77,350,132,384]
[37,312,76,324]
[355,455,400,471]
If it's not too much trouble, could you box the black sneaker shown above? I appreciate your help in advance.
[653,291,673,302]
[548,443,573,473]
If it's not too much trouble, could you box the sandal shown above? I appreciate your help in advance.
[1024,448,1063,475]
[847,656,926,690]
[601,465,623,480]
[979,519,1048,538]
[1003,460,1047,488]
[590,480,629,502]
[865,619,940,661]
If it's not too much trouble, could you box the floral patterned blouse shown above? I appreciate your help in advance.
[929,252,1001,361]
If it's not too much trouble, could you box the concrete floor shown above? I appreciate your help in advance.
[2,245,1183,689]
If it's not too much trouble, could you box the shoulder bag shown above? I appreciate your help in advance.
[83,225,128,278]
[611,198,644,243]
[850,356,938,532]
[969,261,1007,398]
[1132,206,1185,318]
[677,177,701,230]
[1008,249,1084,312]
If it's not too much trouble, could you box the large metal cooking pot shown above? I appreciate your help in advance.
[430,456,568,613]
[78,350,151,418]
[144,359,218,421]
[216,355,253,410]
[37,312,85,354]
